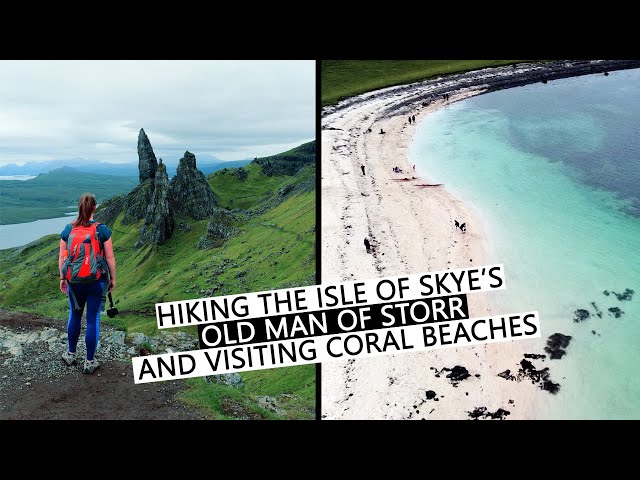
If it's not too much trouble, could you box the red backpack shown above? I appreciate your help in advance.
[62,222,107,284]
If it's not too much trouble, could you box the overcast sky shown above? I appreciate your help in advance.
[0,60,315,166]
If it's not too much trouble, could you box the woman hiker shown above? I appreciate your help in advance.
[59,193,116,374]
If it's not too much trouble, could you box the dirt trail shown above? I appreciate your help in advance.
[0,310,206,420]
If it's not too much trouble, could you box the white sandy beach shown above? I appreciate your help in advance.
[320,66,554,420]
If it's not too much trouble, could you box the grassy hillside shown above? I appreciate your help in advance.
[0,167,137,224]
[253,140,315,176]
[322,60,528,106]
[0,144,316,419]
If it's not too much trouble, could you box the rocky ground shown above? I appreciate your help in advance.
[0,309,206,420]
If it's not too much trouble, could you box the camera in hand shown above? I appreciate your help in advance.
[107,293,119,318]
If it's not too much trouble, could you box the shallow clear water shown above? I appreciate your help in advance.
[410,69,640,419]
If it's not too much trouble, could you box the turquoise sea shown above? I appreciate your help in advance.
[409,69,640,419]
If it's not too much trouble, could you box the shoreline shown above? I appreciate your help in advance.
[320,60,640,420]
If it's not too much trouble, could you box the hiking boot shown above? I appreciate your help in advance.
[83,359,99,374]
[61,351,77,366]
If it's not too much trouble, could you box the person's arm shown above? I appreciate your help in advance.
[103,238,116,293]
[59,239,68,294]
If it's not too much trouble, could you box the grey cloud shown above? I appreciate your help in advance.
[0,60,315,165]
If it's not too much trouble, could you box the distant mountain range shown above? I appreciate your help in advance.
[0,156,252,178]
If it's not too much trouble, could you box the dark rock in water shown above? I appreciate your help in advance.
[138,162,174,246]
[137,128,158,183]
[468,407,510,420]
[498,357,561,395]
[592,330,597,335]
[573,309,590,323]
[542,380,560,394]
[608,307,623,318]
[425,390,437,400]
[591,301,602,318]
[612,288,634,301]
[603,290,610,296]
[170,151,217,220]
[544,333,572,359]
[524,353,546,360]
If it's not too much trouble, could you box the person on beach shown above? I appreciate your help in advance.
[412,115,415,123]
[361,164,366,175]
[413,164,416,171]
[364,237,371,253]
[59,193,116,374]
[380,128,385,134]
[460,222,467,233]
[408,116,412,124]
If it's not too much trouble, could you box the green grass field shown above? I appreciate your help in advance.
[0,153,316,419]
[322,60,527,106]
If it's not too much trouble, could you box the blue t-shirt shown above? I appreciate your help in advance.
[61,220,112,244]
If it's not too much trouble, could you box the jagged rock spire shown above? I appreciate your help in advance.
[169,151,217,220]
[137,128,158,183]
[138,161,174,246]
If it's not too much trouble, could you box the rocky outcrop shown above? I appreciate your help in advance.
[198,208,238,249]
[544,333,572,359]
[94,194,127,226]
[170,151,217,219]
[121,180,155,224]
[137,128,158,183]
[253,140,315,176]
[97,131,220,248]
[573,309,590,323]
[138,162,174,246]
[206,373,244,387]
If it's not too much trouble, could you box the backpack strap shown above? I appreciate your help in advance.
[91,222,109,278]
[66,223,75,257]
[92,222,105,254]
[67,281,81,311]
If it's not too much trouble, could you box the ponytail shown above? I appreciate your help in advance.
[74,193,97,227]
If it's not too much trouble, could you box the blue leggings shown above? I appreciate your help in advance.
[67,280,106,361]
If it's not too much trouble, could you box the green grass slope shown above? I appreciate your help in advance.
[0,167,137,224]
[322,60,528,106]
[0,144,316,419]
